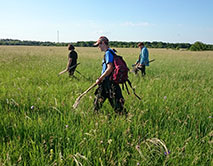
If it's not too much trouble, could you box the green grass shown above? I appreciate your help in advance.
[0,46,212,165]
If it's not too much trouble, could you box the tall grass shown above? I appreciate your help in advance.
[0,46,212,165]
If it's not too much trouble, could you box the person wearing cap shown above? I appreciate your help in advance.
[93,36,125,114]
[133,42,149,76]
[59,44,78,77]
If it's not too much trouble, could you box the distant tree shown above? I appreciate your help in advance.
[176,46,180,50]
[206,44,213,50]
[190,41,207,51]
[1,39,212,50]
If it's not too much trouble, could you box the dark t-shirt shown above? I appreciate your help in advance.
[68,50,78,67]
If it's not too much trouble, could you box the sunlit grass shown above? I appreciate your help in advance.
[0,46,212,165]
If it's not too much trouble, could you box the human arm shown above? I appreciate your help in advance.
[58,54,72,75]
[66,58,72,71]
[96,62,113,84]
[58,58,72,75]
[133,53,141,67]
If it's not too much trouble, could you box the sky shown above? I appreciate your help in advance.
[0,0,213,44]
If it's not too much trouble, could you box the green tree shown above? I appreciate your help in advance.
[190,41,206,51]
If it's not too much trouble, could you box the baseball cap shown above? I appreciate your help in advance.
[94,36,109,46]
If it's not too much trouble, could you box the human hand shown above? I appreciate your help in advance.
[58,69,67,75]
[96,77,103,85]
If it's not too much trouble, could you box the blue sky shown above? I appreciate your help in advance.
[0,0,213,44]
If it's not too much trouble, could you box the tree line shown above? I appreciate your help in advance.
[0,39,213,51]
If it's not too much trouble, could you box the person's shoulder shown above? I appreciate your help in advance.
[71,50,77,54]
[69,51,76,57]
[105,49,114,62]
[106,50,114,60]
[106,48,115,55]
[71,50,78,55]
[144,46,148,50]
[142,47,148,51]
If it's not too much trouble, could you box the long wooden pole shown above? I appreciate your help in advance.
[73,83,97,109]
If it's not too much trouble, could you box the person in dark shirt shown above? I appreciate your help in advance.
[59,44,78,76]
[67,44,78,76]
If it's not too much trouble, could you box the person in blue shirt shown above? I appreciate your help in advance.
[133,42,149,76]
[93,36,125,114]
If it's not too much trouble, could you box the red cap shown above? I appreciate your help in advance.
[94,36,109,46]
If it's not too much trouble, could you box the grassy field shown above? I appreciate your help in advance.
[0,46,212,165]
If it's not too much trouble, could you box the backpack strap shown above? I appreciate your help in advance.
[108,49,116,56]
[126,79,142,100]
[124,82,130,95]
[108,49,117,61]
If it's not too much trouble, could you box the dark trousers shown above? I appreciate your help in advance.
[138,65,146,76]
[68,67,76,76]
[94,79,125,113]
[133,65,146,76]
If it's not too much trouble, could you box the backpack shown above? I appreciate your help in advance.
[108,50,129,84]
[107,49,141,100]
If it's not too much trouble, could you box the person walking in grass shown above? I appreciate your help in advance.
[59,44,78,77]
[93,36,126,114]
[133,42,149,76]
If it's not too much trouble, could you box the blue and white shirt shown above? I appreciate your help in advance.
[137,46,149,66]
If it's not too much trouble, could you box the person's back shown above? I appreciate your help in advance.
[69,50,78,67]
[141,46,149,66]
[67,44,78,76]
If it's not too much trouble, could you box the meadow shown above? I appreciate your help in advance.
[0,46,212,165]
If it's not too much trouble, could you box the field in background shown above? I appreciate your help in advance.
[0,46,212,165]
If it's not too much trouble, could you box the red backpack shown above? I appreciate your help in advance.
[108,49,129,84]
[108,49,141,100]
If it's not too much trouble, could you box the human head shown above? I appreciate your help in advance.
[137,42,144,49]
[94,36,109,52]
[94,36,109,46]
[68,44,75,50]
